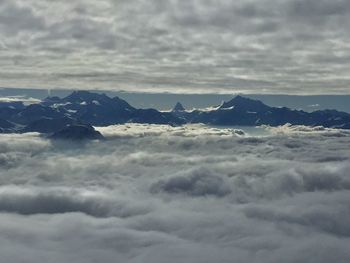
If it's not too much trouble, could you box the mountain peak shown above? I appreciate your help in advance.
[232,95,258,103]
[172,102,186,112]
[64,91,109,103]
[220,95,269,111]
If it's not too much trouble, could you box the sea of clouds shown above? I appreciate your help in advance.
[0,124,350,262]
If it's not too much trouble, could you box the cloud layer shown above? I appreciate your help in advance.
[0,0,350,94]
[0,124,350,262]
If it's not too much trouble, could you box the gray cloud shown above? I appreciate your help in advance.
[150,167,232,197]
[0,0,350,94]
[0,124,350,262]
[0,0,45,35]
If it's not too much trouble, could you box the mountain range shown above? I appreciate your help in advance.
[172,95,350,129]
[1,91,349,139]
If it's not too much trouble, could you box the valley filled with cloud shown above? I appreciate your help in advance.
[0,124,349,262]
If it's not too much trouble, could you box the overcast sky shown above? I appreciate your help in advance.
[1,0,350,94]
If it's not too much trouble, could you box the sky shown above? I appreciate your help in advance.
[1,124,350,262]
[1,0,350,94]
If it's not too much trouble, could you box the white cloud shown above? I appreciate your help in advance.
[0,124,350,262]
[0,95,40,104]
[263,123,350,135]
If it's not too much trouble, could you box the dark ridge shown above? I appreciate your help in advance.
[22,116,78,133]
[50,124,105,141]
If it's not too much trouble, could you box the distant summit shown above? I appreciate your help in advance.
[219,95,269,111]
[62,90,135,111]
[186,95,350,127]
[172,102,186,112]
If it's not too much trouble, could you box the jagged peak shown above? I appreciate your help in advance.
[172,102,186,112]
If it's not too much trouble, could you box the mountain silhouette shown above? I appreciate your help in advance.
[1,91,350,138]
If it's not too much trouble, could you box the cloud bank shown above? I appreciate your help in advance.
[0,124,350,262]
[0,0,350,94]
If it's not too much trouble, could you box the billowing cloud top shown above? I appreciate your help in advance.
[1,0,350,94]
[1,124,350,262]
